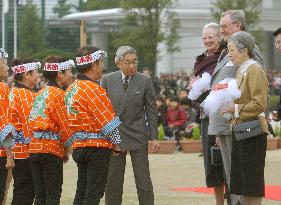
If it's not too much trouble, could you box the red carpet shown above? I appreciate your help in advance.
[173,185,281,201]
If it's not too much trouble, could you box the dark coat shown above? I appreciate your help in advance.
[193,49,225,188]
[193,50,222,77]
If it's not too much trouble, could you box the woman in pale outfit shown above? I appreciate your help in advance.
[222,31,269,205]
[192,22,225,205]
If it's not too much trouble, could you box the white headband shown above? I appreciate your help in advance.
[0,48,8,59]
[76,50,107,66]
[12,62,41,75]
[44,60,75,72]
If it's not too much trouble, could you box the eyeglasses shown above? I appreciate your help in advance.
[219,22,237,29]
[123,60,139,66]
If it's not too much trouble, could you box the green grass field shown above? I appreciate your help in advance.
[6,150,281,205]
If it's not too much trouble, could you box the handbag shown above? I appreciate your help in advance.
[232,72,264,141]
[210,145,222,166]
[232,119,263,141]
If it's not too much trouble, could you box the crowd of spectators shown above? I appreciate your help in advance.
[146,71,199,145]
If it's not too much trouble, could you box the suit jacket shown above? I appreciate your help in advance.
[208,45,264,136]
[233,62,269,133]
[101,71,158,151]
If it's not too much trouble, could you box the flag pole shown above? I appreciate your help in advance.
[14,0,17,58]
[2,0,5,49]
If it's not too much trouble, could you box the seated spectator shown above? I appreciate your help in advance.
[178,89,188,101]
[156,96,167,140]
[156,96,167,127]
[180,98,197,127]
[175,98,199,140]
[165,96,187,148]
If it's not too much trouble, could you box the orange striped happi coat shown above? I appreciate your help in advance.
[0,82,11,157]
[29,84,73,158]
[65,75,117,149]
[9,82,36,159]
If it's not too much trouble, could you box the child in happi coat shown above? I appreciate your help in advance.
[0,48,15,204]
[10,58,40,205]
[28,56,75,205]
[65,46,122,205]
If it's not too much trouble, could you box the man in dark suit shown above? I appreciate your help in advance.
[101,46,160,205]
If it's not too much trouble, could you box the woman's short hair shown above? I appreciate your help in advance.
[115,46,136,64]
[203,22,220,36]
[228,31,255,57]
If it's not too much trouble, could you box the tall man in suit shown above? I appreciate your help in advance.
[208,10,263,205]
[101,46,160,205]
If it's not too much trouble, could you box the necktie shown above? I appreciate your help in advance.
[123,76,129,91]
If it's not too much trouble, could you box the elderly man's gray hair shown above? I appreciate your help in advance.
[221,10,246,31]
[228,31,255,54]
[115,46,137,63]
[203,22,220,36]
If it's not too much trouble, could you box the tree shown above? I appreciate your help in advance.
[84,0,121,11]
[53,0,72,18]
[46,23,80,54]
[211,0,264,44]
[18,2,46,57]
[111,0,180,74]
[73,0,121,12]
[31,48,74,61]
